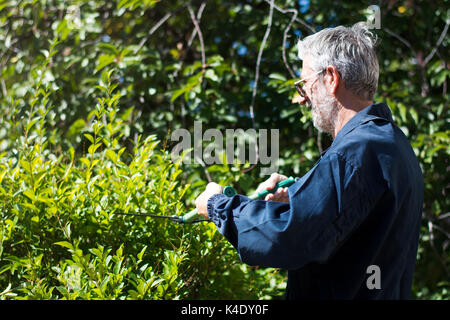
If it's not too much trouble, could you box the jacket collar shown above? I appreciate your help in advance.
[333,102,393,143]
[320,103,393,157]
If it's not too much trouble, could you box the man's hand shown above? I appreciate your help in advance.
[195,182,223,219]
[256,173,290,202]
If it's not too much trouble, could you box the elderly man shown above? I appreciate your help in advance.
[195,22,424,299]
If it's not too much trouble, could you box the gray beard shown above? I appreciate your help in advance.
[311,86,339,135]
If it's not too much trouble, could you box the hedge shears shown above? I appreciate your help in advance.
[114,177,296,224]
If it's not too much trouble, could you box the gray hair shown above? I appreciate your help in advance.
[297,22,379,101]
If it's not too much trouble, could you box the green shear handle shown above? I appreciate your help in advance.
[182,176,296,223]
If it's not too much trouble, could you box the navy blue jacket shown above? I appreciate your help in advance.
[207,103,424,299]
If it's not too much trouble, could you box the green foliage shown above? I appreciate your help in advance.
[0,0,448,299]
[0,34,284,299]
[0,58,282,300]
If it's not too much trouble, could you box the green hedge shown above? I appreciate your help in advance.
[0,55,284,299]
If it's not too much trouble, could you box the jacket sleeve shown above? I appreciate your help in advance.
[207,152,380,270]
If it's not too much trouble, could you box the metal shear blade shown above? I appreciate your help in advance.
[113,212,183,223]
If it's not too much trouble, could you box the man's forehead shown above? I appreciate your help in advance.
[300,56,312,76]
[300,67,314,78]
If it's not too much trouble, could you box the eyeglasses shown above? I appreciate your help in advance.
[294,69,325,98]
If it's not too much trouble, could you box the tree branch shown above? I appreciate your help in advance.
[194,154,212,183]
[424,19,450,65]
[172,1,207,78]
[242,0,275,174]
[384,27,417,56]
[282,9,298,79]
[263,0,315,34]
[187,4,206,76]
[249,0,274,128]
[133,4,188,55]
[186,2,207,54]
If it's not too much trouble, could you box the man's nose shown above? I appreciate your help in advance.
[291,94,310,107]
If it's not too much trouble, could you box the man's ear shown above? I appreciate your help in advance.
[325,65,341,95]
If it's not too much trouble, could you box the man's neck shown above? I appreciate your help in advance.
[332,99,373,138]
